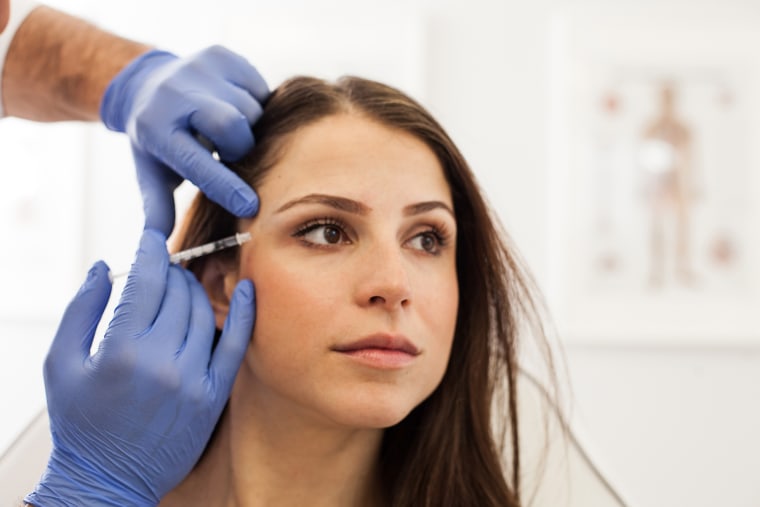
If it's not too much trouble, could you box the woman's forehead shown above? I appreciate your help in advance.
[257,114,453,209]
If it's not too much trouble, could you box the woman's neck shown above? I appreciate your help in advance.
[160,367,386,507]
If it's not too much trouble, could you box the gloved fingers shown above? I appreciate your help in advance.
[178,269,216,373]
[107,229,170,337]
[208,279,255,398]
[211,80,265,133]
[132,147,181,236]
[196,46,270,103]
[167,130,259,218]
[187,95,257,162]
[150,265,193,352]
[45,261,112,374]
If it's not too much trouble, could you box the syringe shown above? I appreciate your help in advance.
[169,232,251,263]
[111,232,251,280]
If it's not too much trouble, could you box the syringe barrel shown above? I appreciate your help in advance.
[169,232,251,264]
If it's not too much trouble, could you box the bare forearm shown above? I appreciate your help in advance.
[2,5,150,121]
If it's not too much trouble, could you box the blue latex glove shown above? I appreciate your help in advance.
[25,229,255,507]
[100,46,269,235]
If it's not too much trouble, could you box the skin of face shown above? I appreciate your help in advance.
[0,0,9,33]
[217,113,459,431]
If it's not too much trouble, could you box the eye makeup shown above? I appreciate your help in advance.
[292,217,353,247]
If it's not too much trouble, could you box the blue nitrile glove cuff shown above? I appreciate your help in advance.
[100,49,177,133]
[24,448,157,507]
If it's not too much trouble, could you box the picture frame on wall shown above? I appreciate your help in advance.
[546,6,760,344]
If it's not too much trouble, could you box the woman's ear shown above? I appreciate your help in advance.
[198,256,240,329]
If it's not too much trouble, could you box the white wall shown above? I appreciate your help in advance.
[2,0,759,506]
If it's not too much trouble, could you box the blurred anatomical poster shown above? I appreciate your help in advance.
[549,8,760,343]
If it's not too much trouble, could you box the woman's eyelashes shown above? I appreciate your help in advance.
[291,216,453,255]
[293,217,352,247]
[405,228,447,255]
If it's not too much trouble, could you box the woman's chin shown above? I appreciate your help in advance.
[324,397,419,430]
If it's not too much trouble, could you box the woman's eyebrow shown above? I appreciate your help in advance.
[276,193,370,215]
[404,201,455,219]
[276,193,454,219]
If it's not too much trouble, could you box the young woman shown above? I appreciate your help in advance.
[164,76,553,507]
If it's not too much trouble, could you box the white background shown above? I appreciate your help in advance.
[1,1,759,506]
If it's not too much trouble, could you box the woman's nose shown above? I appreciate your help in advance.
[354,246,412,310]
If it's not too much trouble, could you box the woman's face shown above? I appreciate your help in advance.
[223,113,458,429]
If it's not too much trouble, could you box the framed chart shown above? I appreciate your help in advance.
[546,5,760,344]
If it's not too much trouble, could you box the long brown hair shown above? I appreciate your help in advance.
[176,76,553,507]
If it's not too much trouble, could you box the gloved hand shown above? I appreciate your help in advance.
[25,229,255,507]
[100,46,269,235]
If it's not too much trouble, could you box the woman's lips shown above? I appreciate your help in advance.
[331,334,420,369]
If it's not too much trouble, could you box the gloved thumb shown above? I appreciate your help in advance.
[45,261,112,376]
[208,279,255,402]
[132,147,180,236]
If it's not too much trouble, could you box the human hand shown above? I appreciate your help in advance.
[100,46,269,235]
[25,229,255,506]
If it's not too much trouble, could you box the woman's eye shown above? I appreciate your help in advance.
[298,224,349,246]
[408,231,442,254]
